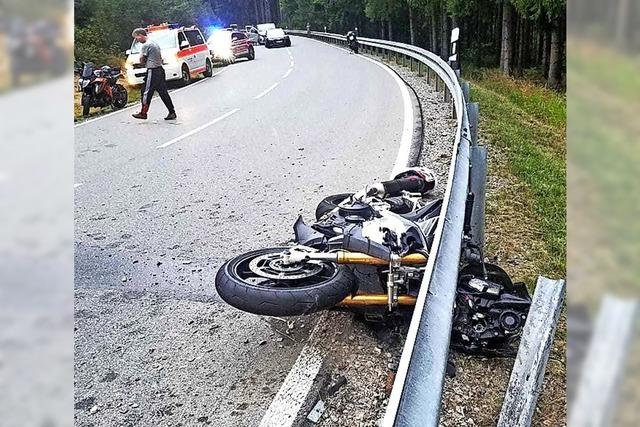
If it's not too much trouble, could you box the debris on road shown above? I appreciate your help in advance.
[307,399,326,423]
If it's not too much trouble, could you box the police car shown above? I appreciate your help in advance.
[125,23,212,86]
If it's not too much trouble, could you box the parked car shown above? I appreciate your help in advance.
[207,30,255,64]
[125,23,212,86]
[265,28,291,48]
[256,23,276,44]
[244,26,260,45]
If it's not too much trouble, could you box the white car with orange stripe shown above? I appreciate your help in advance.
[125,23,213,86]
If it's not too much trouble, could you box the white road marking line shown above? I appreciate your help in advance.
[260,37,417,427]
[301,37,414,178]
[290,60,295,67]
[254,83,280,100]
[282,69,293,79]
[357,56,414,178]
[74,183,83,188]
[258,333,323,427]
[74,68,227,128]
[155,108,240,148]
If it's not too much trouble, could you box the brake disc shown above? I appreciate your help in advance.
[249,253,324,280]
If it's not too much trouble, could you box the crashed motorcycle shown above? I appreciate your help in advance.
[76,62,128,117]
[346,31,359,54]
[215,168,532,356]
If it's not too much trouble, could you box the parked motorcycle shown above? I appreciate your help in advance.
[215,167,532,356]
[76,62,128,117]
[346,31,359,54]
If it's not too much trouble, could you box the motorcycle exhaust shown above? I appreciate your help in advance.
[338,294,417,307]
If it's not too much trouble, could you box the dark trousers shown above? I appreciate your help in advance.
[141,67,175,113]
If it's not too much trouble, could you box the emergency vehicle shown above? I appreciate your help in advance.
[125,23,212,86]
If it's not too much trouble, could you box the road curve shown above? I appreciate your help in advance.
[74,36,410,426]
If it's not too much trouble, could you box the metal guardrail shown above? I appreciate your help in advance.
[287,30,472,426]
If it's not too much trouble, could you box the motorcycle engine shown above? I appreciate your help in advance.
[451,262,532,357]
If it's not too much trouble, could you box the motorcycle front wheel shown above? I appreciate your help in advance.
[215,247,355,316]
[112,84,128,109]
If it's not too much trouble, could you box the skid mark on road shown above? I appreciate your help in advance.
[156,108,240,148]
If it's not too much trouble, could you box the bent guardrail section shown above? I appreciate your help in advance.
[287,30,472,426]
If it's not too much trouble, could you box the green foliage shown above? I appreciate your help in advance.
[511,0,565,19]
[469,71,566,277]
[74,0,215,64]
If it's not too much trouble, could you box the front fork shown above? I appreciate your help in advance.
[282,247,417,311]
[386,254,402,311]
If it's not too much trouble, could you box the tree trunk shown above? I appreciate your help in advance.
[547,17,561,89]
[495,1,503,65]
[388,20,393,41]
[409,6,415,45]
[274,0,281,24]
[537,21,544,66]
[499,0,515,75]
[542,24,551,78]
[431,4,438,54]
[440,1,448,60]
[514,17,522,76]
[523,18,531,69]
[381,19,385,39]
[475,4,482,65]
[253,0,260,24]
[264,0,272,22]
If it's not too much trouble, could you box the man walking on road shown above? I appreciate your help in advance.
[131,28,176,120]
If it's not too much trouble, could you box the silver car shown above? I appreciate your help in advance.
[244,26,260,45]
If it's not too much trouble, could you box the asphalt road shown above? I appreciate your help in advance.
[74,36,407,426]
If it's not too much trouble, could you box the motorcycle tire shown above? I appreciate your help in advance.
[81,95,91,117]
[215,247,355,316]
[315,193,354,220]
[112,84,128,109]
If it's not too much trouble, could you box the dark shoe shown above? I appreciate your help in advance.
[164,112,177,120]
[132,112,147,120]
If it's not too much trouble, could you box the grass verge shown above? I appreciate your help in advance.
[467,69,566,281]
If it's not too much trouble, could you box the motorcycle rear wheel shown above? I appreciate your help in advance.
[215,247,355,316]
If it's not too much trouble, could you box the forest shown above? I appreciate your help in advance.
[280,0,566,89]
[74,0,566,89]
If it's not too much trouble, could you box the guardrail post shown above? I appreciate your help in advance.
[462,81,471,103]
[435,76,440,92]
[468,102,479,145]
[569,296,638,427]
[498,277,566,427]
[469,144,487,248]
